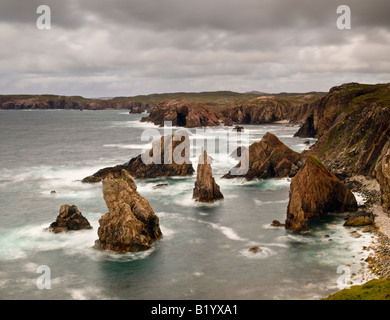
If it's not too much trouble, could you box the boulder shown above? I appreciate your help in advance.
[248,246,262,253]
[193,150,224,203]
[47,204,92,233]
[223,132,303,180]
[285,156,358,232]
[82,130,194,183]
[344,211,375,227]
[95,170,162,252]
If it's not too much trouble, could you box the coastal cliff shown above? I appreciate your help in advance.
[297,83,390,213]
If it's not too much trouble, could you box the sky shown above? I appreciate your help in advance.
[1,0,389,97]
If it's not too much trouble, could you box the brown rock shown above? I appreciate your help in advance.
[343,211,375,227]
[271,220,285,227]
[47,204,92,233]
[95,170,162,252]
[375,140,390,214]
[223,132,303,180]
[141,100,220,128]
[82,130,194,183]
[248,246,262,253]
[285,156,358,232]
[193,150,224,203]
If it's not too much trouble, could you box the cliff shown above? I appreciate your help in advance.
[298,83,390,213]
[141,100,221,128]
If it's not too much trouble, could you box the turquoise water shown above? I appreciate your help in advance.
[0,110,373,300]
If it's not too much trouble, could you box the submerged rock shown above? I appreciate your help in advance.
[95,170,162,252]
[223,132,303,180]
[285,156,358,232]
[46,204,92,233]
[193,150,224,203]
[248,246,262,253]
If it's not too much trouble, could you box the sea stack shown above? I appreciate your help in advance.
[285,156,357,232]
[223,132,303,180]
[46,204,92,233]
[82,130,194,183]
[193,150,224,203]
[95,170,162,252]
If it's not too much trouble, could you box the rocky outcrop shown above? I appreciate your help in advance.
[82,131,194,183]
[193,150,224,203]
[285,156,358,232]
[128,102,151,114]
[343,211,375,227]
[46,204,92,233]
[375,140,390,214]
[95,170,162,252]
[223,132,303,180]
[141,100,220,128]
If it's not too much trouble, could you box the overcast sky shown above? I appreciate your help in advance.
[1,0,389,97]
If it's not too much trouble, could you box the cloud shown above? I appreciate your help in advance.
[0,0,389,96]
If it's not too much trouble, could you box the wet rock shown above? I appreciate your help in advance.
[344,211,375,227]
[248,246,262,253]
[46,204,92,233]
[153,183,169,189]
[95,170,162,252]
[193,150,224,203]
[285,156,358,232]
[82,130,194,183]
[270,220,285,227]
[223,132,303,180]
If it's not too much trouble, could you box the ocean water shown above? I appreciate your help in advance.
[0,110,375,300]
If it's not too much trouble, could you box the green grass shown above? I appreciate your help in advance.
[323,278,390,300]
[308,155,327,170]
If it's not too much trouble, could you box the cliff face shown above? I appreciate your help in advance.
[193,150,224,203]
[141,100,221,128]
[220,100,311,125]
[82,131,194,183]
[95,170,162,252]
[297,83,390,212]
[223,132,303,180]
[375,140,390,213]
[285,156,358,232]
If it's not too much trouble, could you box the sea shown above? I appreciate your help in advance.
[0,109,376,300]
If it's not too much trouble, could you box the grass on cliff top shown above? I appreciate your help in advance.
[331,82,390,112]
[307,155,327,170]
[323,278,390,300]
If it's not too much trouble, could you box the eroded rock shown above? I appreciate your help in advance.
[285,156,358,232]
[94,170,162,252]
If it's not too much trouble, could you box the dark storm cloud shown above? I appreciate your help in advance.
[0,0,389,96]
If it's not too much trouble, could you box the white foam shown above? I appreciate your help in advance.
[103,143,152,150]
[187,218,247,242]
[254,199,289,205]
